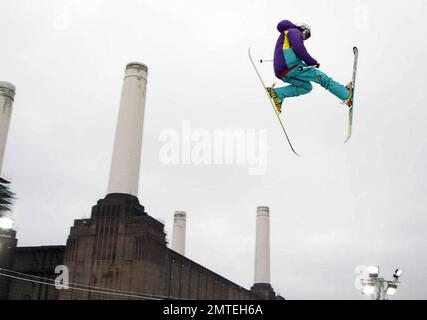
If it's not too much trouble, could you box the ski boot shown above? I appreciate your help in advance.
[266,86,283,114]
[342,82,353,108]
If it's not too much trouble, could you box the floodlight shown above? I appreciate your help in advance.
[393,269,403,279]
[0,216,14,230]
[386,283,397,296]
[359,265,405,299]
[361,280,376,295]
[367,266,379,278]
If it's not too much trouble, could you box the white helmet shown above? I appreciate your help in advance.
[295,22,311,33]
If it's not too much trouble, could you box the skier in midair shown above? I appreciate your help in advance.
[267,20,353,113]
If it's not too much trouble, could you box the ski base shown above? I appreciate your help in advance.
[345,46,359,143]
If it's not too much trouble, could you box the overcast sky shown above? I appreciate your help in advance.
[1,0,427,300]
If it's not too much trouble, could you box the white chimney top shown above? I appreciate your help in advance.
[254,206,271,284]
[172,211,187,255]
[0,81,16,174]
[107,63,148,196]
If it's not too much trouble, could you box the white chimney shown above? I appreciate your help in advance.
[254,206,271,284]
[172,211,187,255]
[0,82,15,175]
[107,63,148,196]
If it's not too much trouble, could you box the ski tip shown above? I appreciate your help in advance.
[289,145,301,157]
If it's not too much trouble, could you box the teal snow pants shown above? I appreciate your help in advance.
[274,64,350,102]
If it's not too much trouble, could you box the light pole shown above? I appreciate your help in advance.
[361,266,403,300]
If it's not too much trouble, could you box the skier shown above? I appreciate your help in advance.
[267,20,353,113]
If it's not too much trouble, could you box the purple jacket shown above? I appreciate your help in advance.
[273,20,318,78]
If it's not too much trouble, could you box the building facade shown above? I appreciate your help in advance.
[0,195,279,300]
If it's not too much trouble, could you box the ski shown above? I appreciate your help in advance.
[344,47,359,143]
[248,47,300,157]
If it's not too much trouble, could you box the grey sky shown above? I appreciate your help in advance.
[1,0,427,299]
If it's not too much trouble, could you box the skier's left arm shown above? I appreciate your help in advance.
[288,29,318,66]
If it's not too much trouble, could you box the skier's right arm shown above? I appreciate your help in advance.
[288,29,318,66]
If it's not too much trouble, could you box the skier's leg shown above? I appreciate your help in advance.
[296,68,350,100]
[266,77,311,113]
[273,77,313,100]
